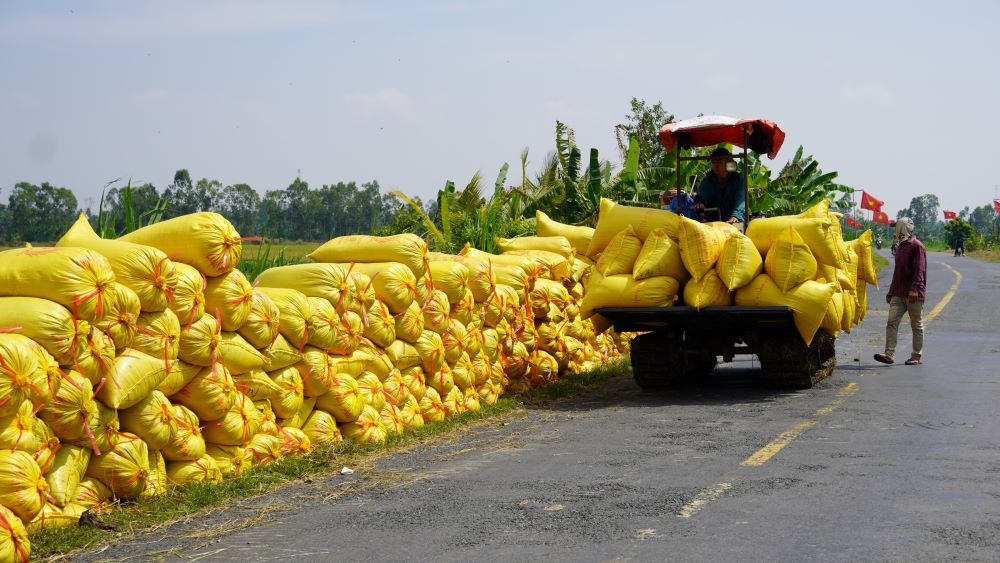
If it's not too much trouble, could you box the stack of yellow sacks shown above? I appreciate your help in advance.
[580,198,877,346]
[0,210,635,559]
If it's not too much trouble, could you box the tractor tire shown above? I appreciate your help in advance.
[752,329,836,388]
[630,332,717,390]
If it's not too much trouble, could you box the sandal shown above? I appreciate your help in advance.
[905,358,922,365]
[874,353,894,364]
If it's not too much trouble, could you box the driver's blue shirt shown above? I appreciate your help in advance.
[696,171,745,222]
[662,191,698,218]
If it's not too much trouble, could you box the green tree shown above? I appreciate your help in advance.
[8,181,78,241]
[944,217,974,249]
[896,194,943,242]
[162,169,196,217]
[217,183,260,236]
[99,181,164,234]
[751,146,852,216]
[0,193,9,243]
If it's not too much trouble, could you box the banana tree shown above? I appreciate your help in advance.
[750,146,853,216]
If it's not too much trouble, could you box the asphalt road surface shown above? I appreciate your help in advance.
[76,251,1000,563]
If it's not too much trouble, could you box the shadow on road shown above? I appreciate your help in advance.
[542,361,826,412]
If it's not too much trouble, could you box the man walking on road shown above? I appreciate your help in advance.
[875,217,927,365]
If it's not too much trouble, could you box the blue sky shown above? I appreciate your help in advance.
[1,0,998,218]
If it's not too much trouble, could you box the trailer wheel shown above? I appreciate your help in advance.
[752,330,836,388]
[630,332,717,390]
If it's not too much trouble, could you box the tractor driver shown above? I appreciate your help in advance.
[694,147,745,228]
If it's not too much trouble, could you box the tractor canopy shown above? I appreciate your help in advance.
[658,115,785,159]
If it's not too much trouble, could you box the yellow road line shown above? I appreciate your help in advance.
[924,262,962,324]
[678,482,733,518]
[741,382,859,467]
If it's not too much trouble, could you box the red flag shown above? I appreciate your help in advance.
[845,217,862,228]
[943,210,957,220]
[994,199,1000,213]
[860,191,884,212]
[873,211,890,224]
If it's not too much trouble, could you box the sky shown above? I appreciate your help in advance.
[2,0,998,219]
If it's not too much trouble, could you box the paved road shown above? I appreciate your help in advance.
[78,251,1000,563]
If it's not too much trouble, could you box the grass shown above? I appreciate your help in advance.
[873,253,889,274]
[969,248,1000,263]
[30,359,630,560]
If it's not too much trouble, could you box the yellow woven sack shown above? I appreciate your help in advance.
[265,365,303,419]
[0,335,47,418]
[496,235,574,258]
[363,300,395,349]
[441,386,465,416]
[415,330,446,375]
[746,216,841,268]
[166,455,222,485]
[243,433,282,466]
[237,290,280,349]
[427,261,471,304]
[260,334,302,372]
[715,233,764,291]
[382,339,418,371]
[580,271,679,318]
[735,274,835,345]
[296,346,332,397]
[678,216,727,280]
[0,449,47,522]
[839,246,859,291]
[44,445,90,508]
[168,262,206,328]
[856,280,868,323]
[161,404,207,462]
[97,348,171,410]
[144,453,169,497]
[595,225,642,276]
[764,227,818,293]
[300,409,342,446]
[133,309,181,367]
[418,387,446,423]
[94,282,140,350]
[440,319,467,365]
[632,228,688,282]
[587,198,679,258]
[119,212,242,277]
[0,297,87,367]
[315,373,364,423]
[398,395,424,430]
[461,247,537,275]
[0,504,30,563]
[232,369,281,401]
[310,233,428,278]
[381,370,409,407]
[177,313,219,367]
[528,279,570,320]
[423,290,451,334]
[36,370,96,449]
[491,264,530,296]
[0,400,36,453]
[201,393,261,446]
[339,404,387,444]
[684,271,733,308]
[173,363,237,421]
[303,296,340,352]
[819,291,844,336]
[0,246,115,322]
[255,262,351,308]
[399,365,426,401]
[257,288,310,351]
[852,230,878,285]
[536,210,594,255]
[206,444,252,478]
[84,432,148,499]
[379,403,405,435]
[118,390,176,450]
[356,372,386,412]
[277,395,315,430]
[58,213,178,312]
[504,249,572,281]
[348,262,418,315]
[204,269,253,332]
[452,256,496,302]
[71,476,111,508]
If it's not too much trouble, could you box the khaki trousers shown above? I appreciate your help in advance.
[885,296,924,359]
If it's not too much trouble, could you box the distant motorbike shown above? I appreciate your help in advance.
[875,235,883,250]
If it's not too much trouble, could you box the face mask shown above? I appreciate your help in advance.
[725,161,737,173]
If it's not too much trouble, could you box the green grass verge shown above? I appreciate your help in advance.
[969,248,1000,263]
[873,253,889,274]
[30,359,631,559]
